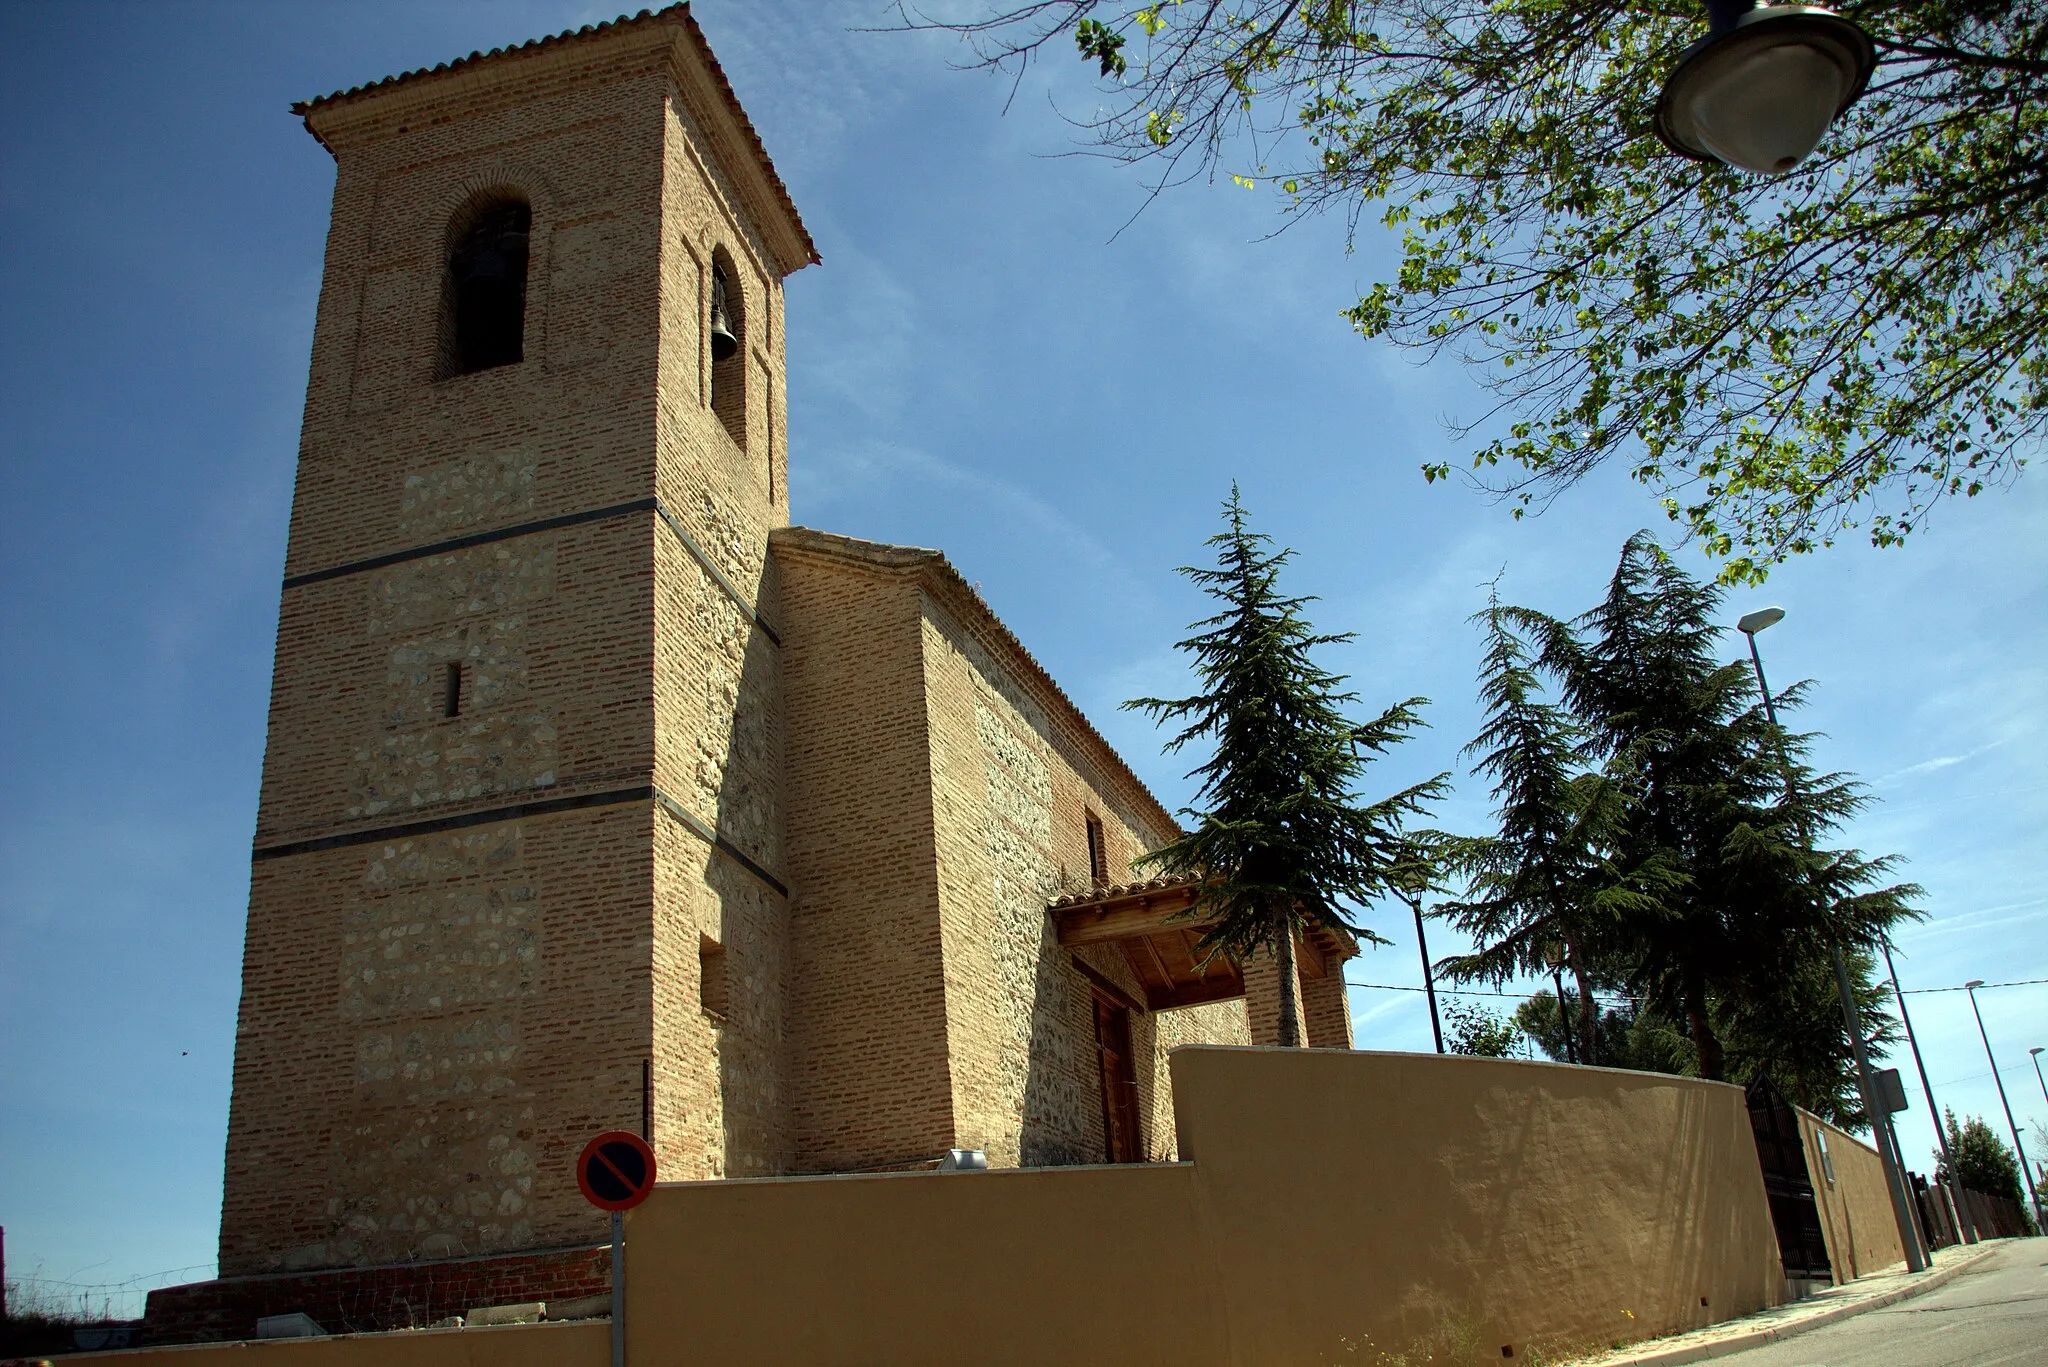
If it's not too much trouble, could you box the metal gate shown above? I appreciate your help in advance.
[1745,1076,1833,1282]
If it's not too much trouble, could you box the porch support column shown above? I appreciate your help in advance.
[1300,969,1352,1050]
[1243,943,1305,1047]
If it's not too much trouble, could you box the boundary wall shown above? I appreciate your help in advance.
[81,1047,1787,1367]
[620,1048,1783,1364]
[1796,1109,1908,1281]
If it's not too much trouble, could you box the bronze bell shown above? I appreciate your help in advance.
[709,266,740,362]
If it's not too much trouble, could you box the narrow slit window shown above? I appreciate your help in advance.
[699,934,729,1022]
[1085,811,1109,888]
[442,197,531,377]
[443,662,463,718]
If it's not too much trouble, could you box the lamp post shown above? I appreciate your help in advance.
[2033,1047,2048,1200]
[1964,980,2045,1226]
[1738,606,1926,1271]
[1407,890,1446,1055]
[1881,937,1976,1242]
[1656,1,1877,174]
[2034,1047,2048,1199]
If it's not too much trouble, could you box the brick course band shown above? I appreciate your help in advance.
[279,495,782,644]
[280,498,657,589]
[655,499,782,644]
[654,790,788,897]
[248,783,789,898]
[250,785,659,860]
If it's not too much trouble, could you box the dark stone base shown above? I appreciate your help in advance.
[140,1244,611,1344]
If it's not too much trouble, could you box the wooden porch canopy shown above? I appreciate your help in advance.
[1049,876,1359,1013]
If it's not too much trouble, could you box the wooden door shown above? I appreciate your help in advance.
[1093,995,1143,1163]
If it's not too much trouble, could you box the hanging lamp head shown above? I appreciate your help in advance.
[1656,1,1875,175]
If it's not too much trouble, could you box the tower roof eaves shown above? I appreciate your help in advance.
[290,4,819,274]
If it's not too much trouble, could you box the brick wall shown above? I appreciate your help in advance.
[778,545,958,1171]
[773,530,1250,1172]
[223,10,812,1277]
[217,1,1284,1307]
[142,1245,611,1344]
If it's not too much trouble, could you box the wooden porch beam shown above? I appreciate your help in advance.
[1053,894,1200,946]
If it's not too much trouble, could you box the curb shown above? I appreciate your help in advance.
[1599,1242,2006,1366]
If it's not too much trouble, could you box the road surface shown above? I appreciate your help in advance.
[1708,1238,2046,1366]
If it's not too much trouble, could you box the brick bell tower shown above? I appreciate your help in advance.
[219,6,816,1281]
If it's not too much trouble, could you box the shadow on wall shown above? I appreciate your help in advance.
[626,1047,1785,1366]
[708,533,792,1181]
[1018,925,1098,1167]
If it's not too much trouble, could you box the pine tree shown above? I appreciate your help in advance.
[1127,487,1447,1045]
[1448,534,1919,1122]
[1540,534,1920,1087]
[1435,595,1666,1065]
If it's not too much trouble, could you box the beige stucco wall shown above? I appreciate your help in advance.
[95,1049,1782,1367]
[1798,1109,1906,1281]
[616,1048,1780,1365]
[1174,1048,1782,1362]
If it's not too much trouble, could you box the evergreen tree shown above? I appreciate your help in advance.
[1515,992,1693,1076]
[1940,1110,2033,1227]
[1128,488,1447,1045]
[1436,595,1668,1065]
[1535,534,1920,1088]
[1714,946,1904,1130]
[1445,533,1919,1124]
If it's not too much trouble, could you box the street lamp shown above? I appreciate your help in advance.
[1880,937,1976,1242]
[1964,980,2045,1226]
[1657,0,1877,175]
[1738,607,1927,1271]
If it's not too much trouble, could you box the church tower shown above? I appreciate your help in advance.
[220,6,815,1277]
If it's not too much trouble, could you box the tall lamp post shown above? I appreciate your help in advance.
[1408,890,1446,1055]
[1964,980,2045,1226]
[1881,937,1977,1241]
[2033,1047,2048,1199]
[1737,607,1926,1271]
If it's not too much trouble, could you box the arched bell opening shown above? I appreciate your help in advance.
[439,193,532,378]
[709,249,747,449]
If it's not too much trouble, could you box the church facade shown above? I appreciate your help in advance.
[169,5,1353,1333]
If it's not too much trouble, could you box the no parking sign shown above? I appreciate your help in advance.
[577,1130,655,1367]
[577,1130,657,1212]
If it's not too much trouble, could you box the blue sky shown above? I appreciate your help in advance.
[1,0,2041,1313]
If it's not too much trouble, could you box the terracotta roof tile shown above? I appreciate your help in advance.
[1048,875,1197,911]
[291,4,818,268]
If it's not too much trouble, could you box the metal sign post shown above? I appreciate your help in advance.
[610,1209,624,1367]
[577,1130,657,1367]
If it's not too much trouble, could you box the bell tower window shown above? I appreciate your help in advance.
[441,196,531,377]
[709,253,747,448]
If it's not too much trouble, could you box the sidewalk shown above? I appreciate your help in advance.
[1567,1239,2009,1366]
